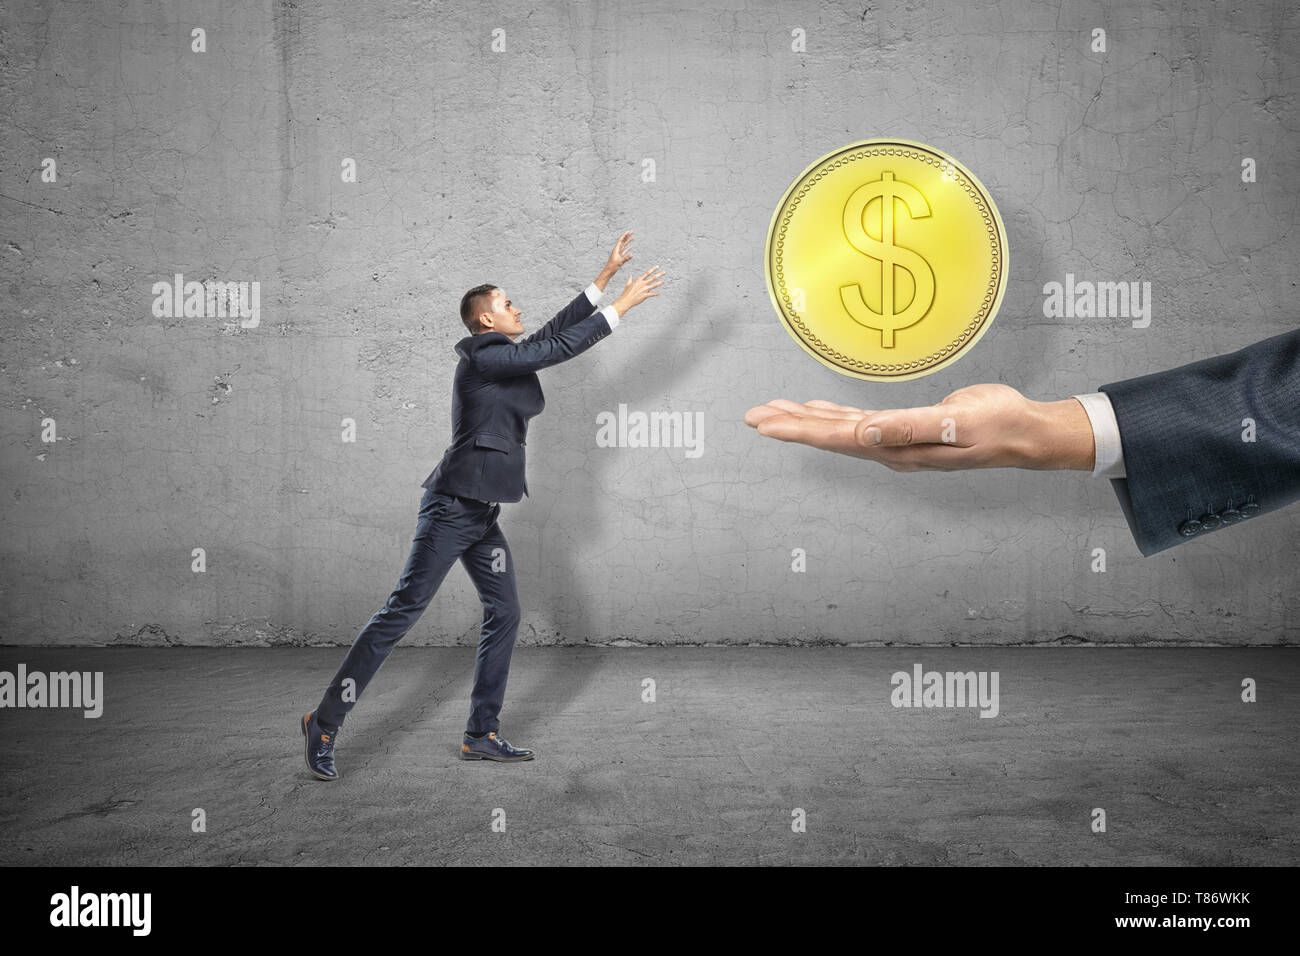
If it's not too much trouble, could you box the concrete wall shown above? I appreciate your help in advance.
[2,0,1297,647]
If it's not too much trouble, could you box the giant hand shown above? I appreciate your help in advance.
[744,384,1096,472]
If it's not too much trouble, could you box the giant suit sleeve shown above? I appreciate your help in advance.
[1097,328,1300,556]
[473,308,614,380]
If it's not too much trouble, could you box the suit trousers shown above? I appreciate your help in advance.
[314,487,521,734]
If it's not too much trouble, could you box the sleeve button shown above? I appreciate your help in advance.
[1178,519,1203,537]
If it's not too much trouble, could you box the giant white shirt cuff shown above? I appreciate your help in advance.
[1072,391,1126,479]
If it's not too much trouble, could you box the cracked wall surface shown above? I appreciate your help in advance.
[1,0,1297,647]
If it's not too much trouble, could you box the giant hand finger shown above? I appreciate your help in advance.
[856,405,967,448]
[803,399,867,414]
[745,399,872,427]
[751,412,866,455]
[752,411,978,469]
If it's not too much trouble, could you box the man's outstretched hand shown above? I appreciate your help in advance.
[612,265,666,316]
[604,230,634,275]
[744,384,1096,472]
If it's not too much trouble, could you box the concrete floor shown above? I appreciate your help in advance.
[0,647,1295,866]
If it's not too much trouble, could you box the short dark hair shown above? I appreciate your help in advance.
[459,284,499,333]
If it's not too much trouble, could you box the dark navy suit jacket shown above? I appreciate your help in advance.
[1099,328,1300,555]
[422,288,613,503]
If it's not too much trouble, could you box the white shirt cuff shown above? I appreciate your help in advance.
[599,304,620,330]
[584,283,603,306]
[1072,392,1126,479]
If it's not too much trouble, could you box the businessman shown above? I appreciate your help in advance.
[745,328,1300,556]
[302,231,665,780]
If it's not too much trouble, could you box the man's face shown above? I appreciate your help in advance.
[477,289,523,337]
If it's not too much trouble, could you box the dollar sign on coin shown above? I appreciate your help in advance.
[765,139,1008,381]
[840,171,936,348]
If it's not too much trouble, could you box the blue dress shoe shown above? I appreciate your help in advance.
[460,731,535,762]
[301,711,339,780]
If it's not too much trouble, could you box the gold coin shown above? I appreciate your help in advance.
[764,139,1008,382]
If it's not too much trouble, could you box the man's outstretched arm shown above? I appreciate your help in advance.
[520,288,619,347]
[473,265,665,380]
[524,231,636,344]
[744,328,1300,556]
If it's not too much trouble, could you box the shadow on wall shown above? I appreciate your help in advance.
[511,272,724,713]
